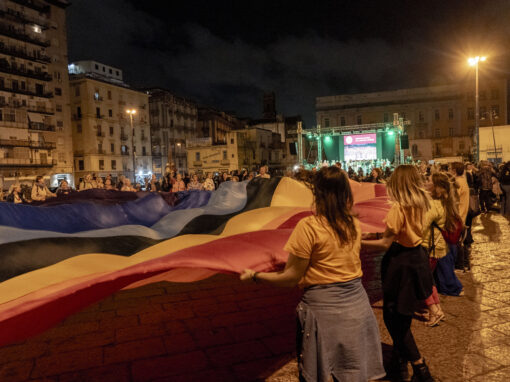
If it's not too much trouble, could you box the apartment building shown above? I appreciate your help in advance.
[316,80,509,161]
[0,0,73,186]
[147,88,198,176]
[68,61,150,184]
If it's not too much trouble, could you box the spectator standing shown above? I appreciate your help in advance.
[56,180,74,196]
[187,174,202,190]
[256,165,270,179]
[478,162,494,213]
[499,161,510,216]
[171,173,186,192]
[79,174,95,191]
[6,183,28,204]
[202,172,215,191]
[31,176,56,201]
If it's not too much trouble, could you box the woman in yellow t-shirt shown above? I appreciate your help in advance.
[361,165,435,382]
[240,167,384,382]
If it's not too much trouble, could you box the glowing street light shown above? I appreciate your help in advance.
[467,56,487,162]
[126,109,137,182]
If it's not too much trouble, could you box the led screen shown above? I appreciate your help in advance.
[343,133,377,160]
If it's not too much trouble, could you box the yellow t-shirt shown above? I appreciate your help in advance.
[284,215,363,288]
[421,199,448,259]
[385,203,425,247]
[455,175,470,222]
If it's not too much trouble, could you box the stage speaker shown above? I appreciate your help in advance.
[289,142,297,155]
[400,134,409,149]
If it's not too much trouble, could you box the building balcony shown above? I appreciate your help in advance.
[193,161,203,166]
[0,7,51,29]
[0,158,56,167]
[97,149,106,155]
[121,151,130,156]
[0,24,50,48]
[0,82,52,98]
[220,159,230,166]
[0,138,56,149]
[72,114,82,120]
[9,0,50,14]
[28,122,55,132]
[0,60,52,81]
[141,136,148,142]
[96,132,106,137]
[120,134,128,141]
[27,105,54,115]
[0,42,51,63]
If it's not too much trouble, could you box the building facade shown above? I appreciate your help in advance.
[316,80,509,162]
[186,133,239,175]
[197,107,245,145]
[0,0,73,187]
[147,88,197,176]
[68,62,150,184]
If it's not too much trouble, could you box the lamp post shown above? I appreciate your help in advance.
[468,56,486,163]
[126,109,137,183]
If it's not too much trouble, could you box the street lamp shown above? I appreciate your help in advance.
[467,56,487,162]
[126,109,137,182]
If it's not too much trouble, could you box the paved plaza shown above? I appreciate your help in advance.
[1,212,509,381]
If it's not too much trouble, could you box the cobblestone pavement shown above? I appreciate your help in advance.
[0,213,509,381]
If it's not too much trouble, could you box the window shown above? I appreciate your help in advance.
[419,130,424,139]
[108,90,112,100]
[357,115,362,125]
[98,143,103,153]
[418,111,424,122]
[55,87,62,96]
[324,118,330,127]
[479,91,486,100]
[491,89,499,99]
[492,105,500,116]
[412,144,418,156]
[459,141,465,150]
[109,68,112,74]
[231,153,235,158]
[57,121,63,127]
[142,147,146,156]
[230,138,234,144]
[111,160,116,170]
[12,80,19,91]
[96,107,101,118]
[108,109,113,117]
[435,143,441,156]
[449,127,454,137]
[110,143,114,153]
[75,86,80,96]
[480,106,486,117]
[195,152,200,161]
[56,104,62,112]
[448,108,454,120]
[0,110,2,121]
[434,110,440,121]
[78,160,84,170]
[383,113,389,123]
[116,71,119,76]
[102,66,106,72]
[467,108,474,120]
[77,123,82,133]
[21,81,26,90]
[99,160,104,170]
[468,127,474,137]
[133,146,136,153]
[340,116,346,126]
[223,150,227,160]
[95,64,99,70]
[434,128,440,138]
[109,126,114,135]
[94,92,100,100]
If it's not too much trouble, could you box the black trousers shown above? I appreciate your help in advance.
[479,189,492,212]
[383,306,421,362]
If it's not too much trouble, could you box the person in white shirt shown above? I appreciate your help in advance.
[202,172,215,191]
[256,165,270,179]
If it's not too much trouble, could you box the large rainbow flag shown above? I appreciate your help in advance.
[0,177,389,347]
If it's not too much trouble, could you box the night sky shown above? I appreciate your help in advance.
[67,0,510,126]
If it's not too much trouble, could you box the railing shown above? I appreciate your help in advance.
[28,106,54,114]
[0,158,56,167]
[97,149,106,154]
[121,151,130,156]
[220,160,230,165]
[193,161,203,166]
[0,139,56,149]
[120,134,128,141]
[0,24,51,47]
[0,43,51,63]
[0,7,51,28]
[28,123,55,132]
[96,132,105,137]
[0,60,52,81]
[72,114,82,120]
[0,83,52,98]
[9,0,50,13]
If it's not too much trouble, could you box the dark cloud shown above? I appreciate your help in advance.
[68,0,510,127]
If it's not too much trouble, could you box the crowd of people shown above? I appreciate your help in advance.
[0,166,273,203]
[241,159,510,382]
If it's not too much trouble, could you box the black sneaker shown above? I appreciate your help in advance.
[411,360,434,382]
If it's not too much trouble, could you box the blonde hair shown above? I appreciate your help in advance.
[386,165,430,218]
